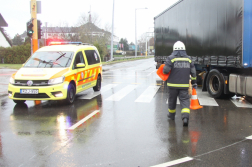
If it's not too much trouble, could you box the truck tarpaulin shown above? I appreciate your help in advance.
[154,0,245,67]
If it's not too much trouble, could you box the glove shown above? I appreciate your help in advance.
[192,83,197,89]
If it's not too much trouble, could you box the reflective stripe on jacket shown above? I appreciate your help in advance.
[163,50,196,89]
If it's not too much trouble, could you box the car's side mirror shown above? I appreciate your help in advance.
[76,63,85,68]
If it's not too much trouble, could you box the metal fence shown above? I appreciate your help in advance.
[104,55,154,62]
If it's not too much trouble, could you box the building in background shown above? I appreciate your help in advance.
[41,22,119,46]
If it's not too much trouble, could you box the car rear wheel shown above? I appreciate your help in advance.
[65,83,76,104]
[93,75,101,91]
[13,100,26,104]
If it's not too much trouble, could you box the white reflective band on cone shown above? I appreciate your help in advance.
[191,95,197,99]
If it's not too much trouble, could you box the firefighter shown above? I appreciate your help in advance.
[163,41,197,126]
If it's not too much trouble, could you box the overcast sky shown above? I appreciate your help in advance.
[1,0,179,43]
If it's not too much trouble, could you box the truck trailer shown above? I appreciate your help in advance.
[154,0,252,98]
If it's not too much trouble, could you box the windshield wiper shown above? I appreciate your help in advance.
[55,52,66,61]
[65,53,73,67]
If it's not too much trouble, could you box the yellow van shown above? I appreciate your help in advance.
[8,42,102,104]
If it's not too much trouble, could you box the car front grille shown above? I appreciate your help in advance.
[14,80,48,86]
[14,93,50,98]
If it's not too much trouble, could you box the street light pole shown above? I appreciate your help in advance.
[135,7,147,57]
[145,33,148,56]
[110,0,115,61]
[145,31,154,56]
[135,9,137,58]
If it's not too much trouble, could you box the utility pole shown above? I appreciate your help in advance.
[31,0,40,105]
[31,0,38,53]
[110,0,115,61]
[145,34,148,56]
[135,8,147,57]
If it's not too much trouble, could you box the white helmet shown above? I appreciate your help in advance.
[173,41,186,51]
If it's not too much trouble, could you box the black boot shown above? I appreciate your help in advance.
[183,118,189,126]
[168,113,175,120]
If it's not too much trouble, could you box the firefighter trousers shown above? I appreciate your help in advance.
[168,88,190,119]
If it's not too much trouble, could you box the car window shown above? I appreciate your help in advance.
[85,50,100,65]
[94,51,100,63]
[73,51,85,69]
[24,51,74,68]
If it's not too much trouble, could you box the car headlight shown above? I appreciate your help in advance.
[9,77,15,84]
[48,76,65,85]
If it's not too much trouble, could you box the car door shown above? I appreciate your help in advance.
[72,51,87,93]
[84,50,101,87]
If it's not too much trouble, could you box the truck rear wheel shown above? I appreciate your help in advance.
[206,69,224,98]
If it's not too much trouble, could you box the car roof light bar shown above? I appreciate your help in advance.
[49,42,83,46]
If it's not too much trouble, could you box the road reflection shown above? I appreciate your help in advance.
[10,96,102,154]
[154,82,202,159]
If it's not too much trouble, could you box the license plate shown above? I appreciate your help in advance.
[20,89,39,94]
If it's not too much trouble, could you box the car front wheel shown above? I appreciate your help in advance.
[66,83,76,104]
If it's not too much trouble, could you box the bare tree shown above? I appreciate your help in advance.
[58,22,79,41]
[78,12,101,27]
[77,12,111,46]
[138,33,148,52]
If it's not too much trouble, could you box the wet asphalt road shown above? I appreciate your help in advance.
[1,58,252,167]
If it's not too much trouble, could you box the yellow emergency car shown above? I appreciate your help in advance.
[8,42,102,104]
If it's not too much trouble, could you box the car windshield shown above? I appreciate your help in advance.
[23,51,74,68]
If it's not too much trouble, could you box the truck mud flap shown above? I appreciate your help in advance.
[221,73,230,94]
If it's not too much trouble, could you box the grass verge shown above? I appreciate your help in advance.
[0,64,23,69]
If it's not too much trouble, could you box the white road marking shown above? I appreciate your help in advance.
[197,91,219,106]
[42,146,48,150]
[198,97,219,106]
[135,86,160,103]
[131,83,142,85]
[147,70,156,76]
[151,157,193,167]
[29,155,36,160]
[246,135,252,140]
[79,84,118,99]
[166,91,218,106]
[67,110,100,130]
[230,97,252,108]
[194,139,246,158]
[105,85,138,101]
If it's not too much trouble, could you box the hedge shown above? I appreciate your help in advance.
[0,42,107,64]
[0,44,31,64]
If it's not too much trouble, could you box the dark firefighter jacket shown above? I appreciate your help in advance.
[163,50,196,89]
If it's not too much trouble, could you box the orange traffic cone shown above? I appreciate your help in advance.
[190,88,203,110]
[34,100,41,105]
